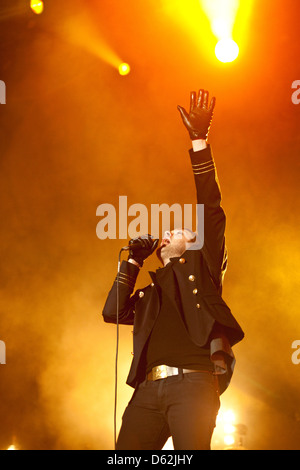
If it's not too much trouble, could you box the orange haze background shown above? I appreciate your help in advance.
[0,0,300,449]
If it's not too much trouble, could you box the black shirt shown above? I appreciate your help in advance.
[145,260,214,373]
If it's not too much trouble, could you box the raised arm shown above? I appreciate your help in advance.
[178,90,227,290]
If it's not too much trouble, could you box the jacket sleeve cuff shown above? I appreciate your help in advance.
[114,260,139,290]
[189,145,215,176]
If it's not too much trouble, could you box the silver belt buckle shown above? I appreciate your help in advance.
[152,365,180,380]
[153,365,168,380]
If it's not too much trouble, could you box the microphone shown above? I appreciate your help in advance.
[121,237,159,251]
[121,240,143,251]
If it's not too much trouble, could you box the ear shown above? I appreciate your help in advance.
[183,229,197,243]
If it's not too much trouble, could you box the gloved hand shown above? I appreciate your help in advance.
[128,234,159,267]
[177,89,216,141]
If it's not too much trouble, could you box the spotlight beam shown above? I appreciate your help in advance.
[199,0,241,62]
[62,10,126,73]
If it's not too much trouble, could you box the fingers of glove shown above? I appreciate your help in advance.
[202,90,209,109]
[208,96,216,114]
[196,89,204,108]
[129,237,142,246]
[152,238,159,251]
[139,239,150,250]
[190,91,196,112]
[177,105,190,126]
[144,236,159,252]
[128,238,146,252]
[129,235,157,251]
[148,238,159,253]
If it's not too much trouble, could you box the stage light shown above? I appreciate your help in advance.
[224,434,235,446]
[7,444,16,450]
[211,18,231,39]
[213,408,248,450]
[222,409,236,424]
[30,0,44,14]
[224,423,236,434]
[215,38,239,62]
[199,0,242,63]
[118,63,130,76]
[217,408,236,448]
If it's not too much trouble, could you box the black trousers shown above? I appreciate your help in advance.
[116,371,220,450]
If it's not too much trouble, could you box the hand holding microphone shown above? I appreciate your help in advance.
[123,234,159,267]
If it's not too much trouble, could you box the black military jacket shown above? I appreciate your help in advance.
[102,145,244,394]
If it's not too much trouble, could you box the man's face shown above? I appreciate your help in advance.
[156,229,195,265]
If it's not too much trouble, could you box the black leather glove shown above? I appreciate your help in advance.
[177,89,216,141]
[128,234,159,267]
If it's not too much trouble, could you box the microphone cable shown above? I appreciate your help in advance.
[114,248,125,450]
